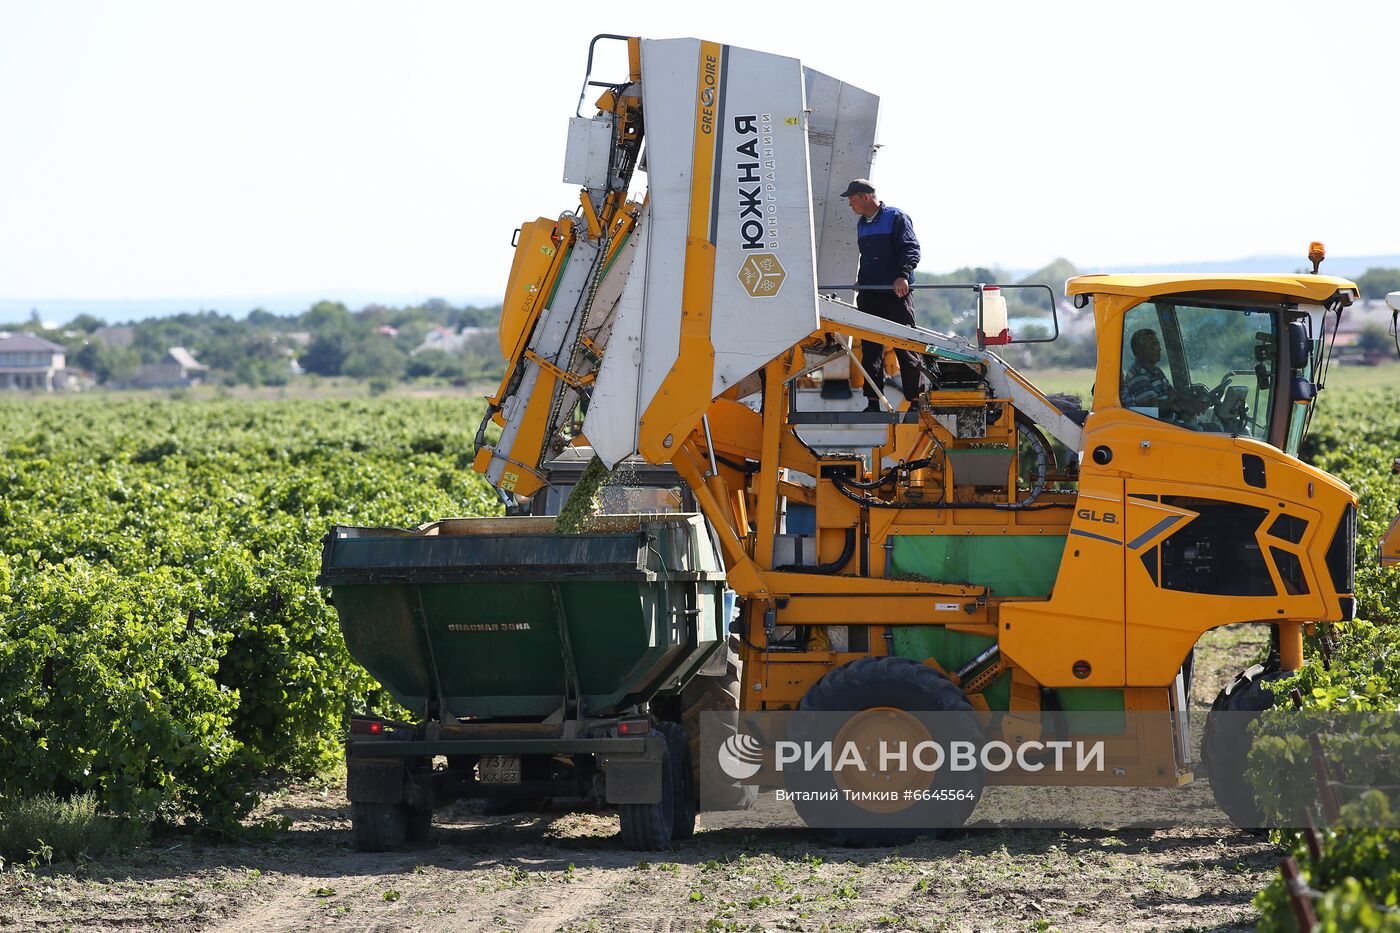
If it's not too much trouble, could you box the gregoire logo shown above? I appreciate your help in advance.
[737,252,786,298]
[717,733,764,781]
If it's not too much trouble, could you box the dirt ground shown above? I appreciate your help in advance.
[0,626,1277,933]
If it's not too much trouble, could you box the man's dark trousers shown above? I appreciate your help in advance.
[857,290,926,405]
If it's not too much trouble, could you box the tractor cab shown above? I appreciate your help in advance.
[1069,273,1360,456]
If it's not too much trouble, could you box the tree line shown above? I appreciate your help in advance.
[31,299,508,388]
[22,264,1397,389]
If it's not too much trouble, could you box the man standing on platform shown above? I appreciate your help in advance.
[841,178,927,412]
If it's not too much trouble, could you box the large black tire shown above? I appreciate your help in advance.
[351,802,409,852]
[406,804,432,842]
[655,721,697,840]
[794,656,984,848]
[617,737,676,851]
[1201,662,1287,830]
[682,636,758,812]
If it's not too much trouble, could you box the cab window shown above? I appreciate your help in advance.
[1119,300,1276,441]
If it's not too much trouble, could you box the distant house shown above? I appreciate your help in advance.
[0,332,67,391]
[1316,298,1396,364]
[135,347,209,388]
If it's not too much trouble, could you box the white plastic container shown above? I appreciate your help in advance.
[979,285,1010,347]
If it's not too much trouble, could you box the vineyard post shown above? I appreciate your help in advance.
[1279,856,1319,931]
[1299,808,1326,887]
[1307,732,1342,824]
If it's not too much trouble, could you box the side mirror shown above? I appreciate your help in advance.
[1287,319,1312,371]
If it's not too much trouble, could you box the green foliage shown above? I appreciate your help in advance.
[57,298,504,388]
[343,338,407,381]
[905,257,1079,331]
[300,331,353,377]
[0,792,144,863]
[1,560,245,821]
[406,348,468,381]
[52,258,1101,389]
[74,339,140,383]
[1255,796,1400,931]
[64,314,105,335]
[1249,383,1400,929]
[454,331,508,384]
[1302,387,1400,625]
[903,259,1093,368]
[301,300,353,331]
[1356,267,1400,301]
[0,397,500,827]
[909,266,1005,333]
[1358,324,1394,357]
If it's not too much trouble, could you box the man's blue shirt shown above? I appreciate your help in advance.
[856,203,921,287]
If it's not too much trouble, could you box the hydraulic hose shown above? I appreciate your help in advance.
[773,527,857,574]
[838,456,938,490]
[828,418,1067,511]
[473,403,499,457]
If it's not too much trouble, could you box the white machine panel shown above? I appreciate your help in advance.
[562,116,615,187]
[803,68,879,302]
[804,68,879,388]
[585,37,829,464]
[705,44,819,395]
[586,207,651,466]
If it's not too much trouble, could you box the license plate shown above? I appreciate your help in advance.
[478,755,521,784]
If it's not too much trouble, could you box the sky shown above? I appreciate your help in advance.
[1,1,1397,314]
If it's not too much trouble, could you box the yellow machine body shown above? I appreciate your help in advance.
[473,35,1366,790]
[1383,513,1400,569]
[498,218,569,362]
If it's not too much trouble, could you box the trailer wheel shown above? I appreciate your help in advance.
[351,802,409,852]
[681,639,758,812]
[405,804,432,843]
[1202,662,1287,830]
[655,721,696,840]
[792,656,984,847]
[617,738,676,851]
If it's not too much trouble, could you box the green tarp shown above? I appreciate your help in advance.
[890,534,1067,598]
[888,534,1124,717]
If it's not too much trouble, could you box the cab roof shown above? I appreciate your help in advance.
[1065,273,1358,304]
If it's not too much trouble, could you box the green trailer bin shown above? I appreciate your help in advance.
[318,513,727,851]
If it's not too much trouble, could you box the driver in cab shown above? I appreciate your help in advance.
[1121,328,1210,422]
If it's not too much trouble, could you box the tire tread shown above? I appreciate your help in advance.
[617,736,675,851]
[1202,662,1287,829]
